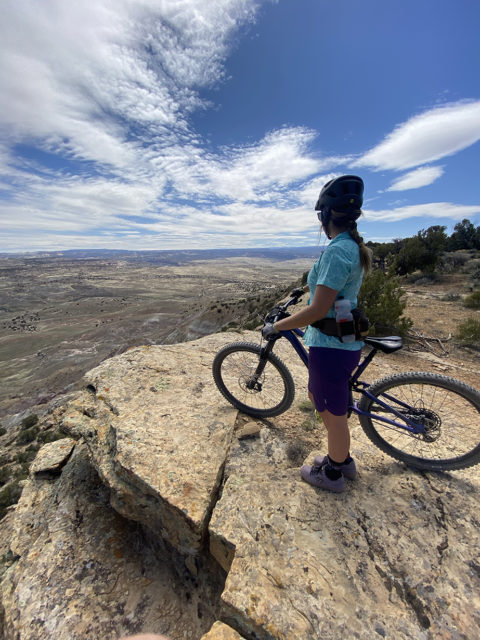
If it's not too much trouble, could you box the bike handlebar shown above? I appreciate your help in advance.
[263,289,305,325]
[281,288,305,310]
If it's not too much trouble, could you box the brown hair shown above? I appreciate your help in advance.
[330,209,372,273]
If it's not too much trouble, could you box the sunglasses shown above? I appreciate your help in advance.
[317,210,328,223]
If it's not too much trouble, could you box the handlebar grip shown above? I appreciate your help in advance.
[291,288,304,298]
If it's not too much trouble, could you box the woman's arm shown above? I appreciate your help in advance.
[273,284,337,332]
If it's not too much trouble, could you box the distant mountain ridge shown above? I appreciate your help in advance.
[0,246,322,264]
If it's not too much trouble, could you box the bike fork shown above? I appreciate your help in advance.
[247,341,275,389]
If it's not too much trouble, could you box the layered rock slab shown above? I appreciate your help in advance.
[1,441,224,639]
[200,620,247,639]
[209,425,480,640]
[61,337,238,554]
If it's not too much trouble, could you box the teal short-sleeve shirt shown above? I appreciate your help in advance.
[303,232,364,350]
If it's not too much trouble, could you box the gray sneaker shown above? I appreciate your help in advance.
[313,455,357,480]
[300,464,345,493]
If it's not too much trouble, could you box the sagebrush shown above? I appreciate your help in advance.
[358,269,413,337]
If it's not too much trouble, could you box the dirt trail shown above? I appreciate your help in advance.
[402,282,479,388]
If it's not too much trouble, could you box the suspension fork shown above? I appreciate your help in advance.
[244,340,277,390]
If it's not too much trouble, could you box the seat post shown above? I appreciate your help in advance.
[350,347,377,386]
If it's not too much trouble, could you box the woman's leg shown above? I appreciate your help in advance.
[302,347,360,491]
[317,409,350,462]
[308,390,350,461]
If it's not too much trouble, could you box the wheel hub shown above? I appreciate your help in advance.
[407,407,441,442]
[241,376,262,393]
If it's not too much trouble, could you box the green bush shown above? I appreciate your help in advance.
[16,447,37,463]
[0,482,22,519]
[16,426,39,445]
[0,467,10,487]
[464,291,480,309]
[441,292,461,302]
[37,430,64,444]
[455,318,480,349]
[358,269,413,337]
[468,263,480,284]
[20,414,38,430]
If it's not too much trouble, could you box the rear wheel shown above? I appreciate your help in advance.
[358,372,480,471]
[212,341,295,418]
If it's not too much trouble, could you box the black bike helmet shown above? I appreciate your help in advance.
[315,175,364,212]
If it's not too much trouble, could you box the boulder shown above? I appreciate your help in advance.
[1,441,224,640]
[200,620,246,639]
[60,336,238,555]
[30,437,75,475]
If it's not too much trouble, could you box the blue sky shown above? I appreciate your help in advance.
[1,0,480,253]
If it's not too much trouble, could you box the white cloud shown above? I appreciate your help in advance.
[364,202,480,223]
[191,128,325,201]
[1,0,346,252]
[1,3,478,253]
[0,0,260,170]
[356,101,480,170]
[386,166,444,191]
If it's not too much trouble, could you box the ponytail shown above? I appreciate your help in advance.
[330,208,372,273]
[348,223,372,273]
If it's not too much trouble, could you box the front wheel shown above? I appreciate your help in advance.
[358,372,480,471]
[212,341,295,418]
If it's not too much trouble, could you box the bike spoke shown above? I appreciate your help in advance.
[370,381,479,463]
[219,349,288,412]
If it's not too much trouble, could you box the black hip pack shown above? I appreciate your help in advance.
[310,307,370,342]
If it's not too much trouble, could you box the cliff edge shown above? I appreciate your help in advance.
[1,332,479,640]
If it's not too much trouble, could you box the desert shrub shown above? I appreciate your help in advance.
[0,482,22,519]
[14,463,30,480]
[463,291,480,309]
[441,252,470,273]
[16,426,39,445]
[455,318,480,349]
[418,272,441,284]
[20,414,38,430]
[16,446,38,463]
[358,269,413,337]
[468,262,480,280]
[441,292,461,302]
[0,467,9,487]
[37,429,64,444]
[297,399,314,413]
[300,418,315,432]
[0,427,6,437]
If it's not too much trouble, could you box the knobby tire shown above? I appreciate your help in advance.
[358,372,480,471]
[212,341,295,418]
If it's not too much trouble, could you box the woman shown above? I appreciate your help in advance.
[262,175,372,493]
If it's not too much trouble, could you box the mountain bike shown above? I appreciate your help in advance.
[212,289,480,471]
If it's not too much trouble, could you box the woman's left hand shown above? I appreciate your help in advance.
[262,323,279,339]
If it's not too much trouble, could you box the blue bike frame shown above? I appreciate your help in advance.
[270,328,426,436]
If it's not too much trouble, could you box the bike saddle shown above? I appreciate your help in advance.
[364,336,403,353]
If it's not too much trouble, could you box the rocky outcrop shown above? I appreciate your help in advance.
[61,336,238,555]
[1,331,480,640]
[0,440,225,640]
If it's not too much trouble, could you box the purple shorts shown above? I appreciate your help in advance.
[308,347,362,416]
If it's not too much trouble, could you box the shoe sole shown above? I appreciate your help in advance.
[300,465,345,493]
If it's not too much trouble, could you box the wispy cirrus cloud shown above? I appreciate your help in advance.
[364,202,480,223]
[386,166,444,191]
[356,100,480,171]
[0,0,260,168]
[0,0,339,252]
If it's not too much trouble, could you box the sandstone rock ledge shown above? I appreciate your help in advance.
[1,332,480,640]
